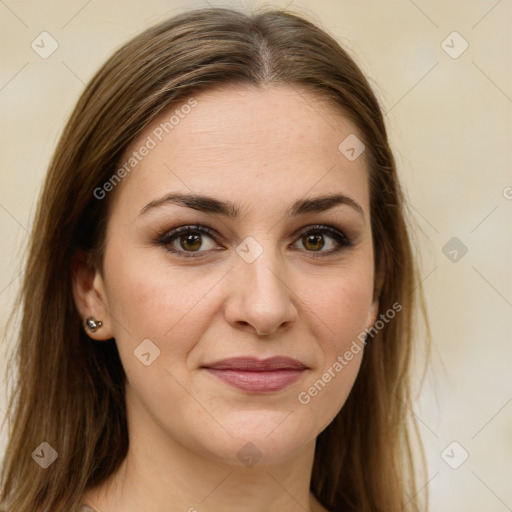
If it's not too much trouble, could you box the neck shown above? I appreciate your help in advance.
[84,386,326,512]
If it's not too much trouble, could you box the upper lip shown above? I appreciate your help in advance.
[202,356,308,371]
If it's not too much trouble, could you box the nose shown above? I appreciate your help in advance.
[223,247,298,337]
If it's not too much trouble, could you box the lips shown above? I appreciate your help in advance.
[202,356,308,393]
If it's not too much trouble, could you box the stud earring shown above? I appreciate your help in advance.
[85,317,103,333]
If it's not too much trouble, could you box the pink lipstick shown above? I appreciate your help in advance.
[202,356,308,393]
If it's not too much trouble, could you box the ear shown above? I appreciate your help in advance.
[71,250,113,340]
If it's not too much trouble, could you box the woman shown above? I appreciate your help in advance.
[0,6,429,512]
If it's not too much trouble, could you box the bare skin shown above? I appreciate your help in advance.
[75,84,379,512]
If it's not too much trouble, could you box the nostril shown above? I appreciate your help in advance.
[237,321,270,336]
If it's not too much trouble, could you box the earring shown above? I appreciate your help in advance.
[85,317,103,333]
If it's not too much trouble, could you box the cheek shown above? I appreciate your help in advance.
[323,277,371,320]
[101,244,221,419]
[296,259,374,423]
[310,258,375,351]
[296,349,363,437]
[103,240,216,335]
[101,241,228,381]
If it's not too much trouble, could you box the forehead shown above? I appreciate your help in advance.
[110,84,370,216]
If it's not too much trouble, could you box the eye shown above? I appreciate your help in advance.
[156,223,352,258]
[157,224,219,257]
[291,224,352,257]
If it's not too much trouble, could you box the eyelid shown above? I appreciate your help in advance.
[294,224,351,244]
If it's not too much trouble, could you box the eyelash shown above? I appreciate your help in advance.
[155,223,353,259]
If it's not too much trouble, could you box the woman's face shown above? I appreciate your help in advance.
[85,85,379,466]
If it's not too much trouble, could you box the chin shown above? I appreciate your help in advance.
[191,409,318,468]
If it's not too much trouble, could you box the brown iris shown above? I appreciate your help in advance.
[180,233,202,251]
[302,233,325,251]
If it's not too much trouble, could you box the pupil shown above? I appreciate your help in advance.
[304,233,324,251]
[181,233,201,251]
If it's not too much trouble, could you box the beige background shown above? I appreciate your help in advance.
[1,0,511,510]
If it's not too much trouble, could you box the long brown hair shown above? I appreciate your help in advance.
[0,6,429,511]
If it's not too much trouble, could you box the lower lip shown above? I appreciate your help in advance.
[204,368,306,393]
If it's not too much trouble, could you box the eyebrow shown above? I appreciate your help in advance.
[139,192,365,220]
